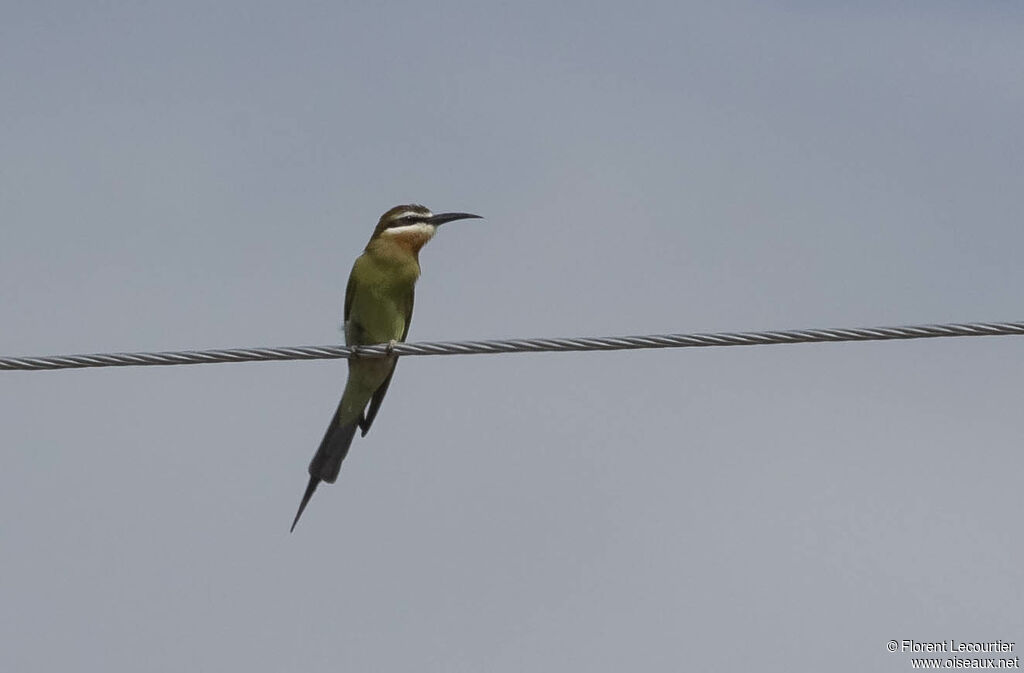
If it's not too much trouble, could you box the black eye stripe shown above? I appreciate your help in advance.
[387,215,428,228]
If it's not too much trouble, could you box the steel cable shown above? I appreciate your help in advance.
[2,320,1023,372]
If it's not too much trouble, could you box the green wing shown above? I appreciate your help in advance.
[358,285,413,437]
[344,269,357,324]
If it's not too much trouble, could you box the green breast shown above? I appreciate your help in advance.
[346,252,418,346]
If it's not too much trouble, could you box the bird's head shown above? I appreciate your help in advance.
[369,204,481,253]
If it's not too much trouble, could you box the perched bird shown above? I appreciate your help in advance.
[291,204,482,531]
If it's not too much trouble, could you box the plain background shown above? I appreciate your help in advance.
[2,2,1022,671]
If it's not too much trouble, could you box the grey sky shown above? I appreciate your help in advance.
[2,2,1022,671]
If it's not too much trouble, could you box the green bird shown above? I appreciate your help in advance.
[291,204,482,531]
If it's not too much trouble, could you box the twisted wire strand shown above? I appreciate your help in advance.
[2,320,1023,372]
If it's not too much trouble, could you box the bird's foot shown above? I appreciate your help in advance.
[385,339,398,356]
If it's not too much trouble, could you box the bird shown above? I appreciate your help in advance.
[290,204,482,531]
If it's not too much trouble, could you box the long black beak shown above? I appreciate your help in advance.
[429,212,482,226]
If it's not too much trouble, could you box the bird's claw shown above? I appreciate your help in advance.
[385,339,398,356]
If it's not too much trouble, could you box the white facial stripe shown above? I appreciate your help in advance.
[381,222,437,238]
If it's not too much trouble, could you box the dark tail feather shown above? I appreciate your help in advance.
[290,414,360,532]
[310,417,359,484]
[291,476,319,532]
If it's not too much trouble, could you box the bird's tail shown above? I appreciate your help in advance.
[290,410,360,532]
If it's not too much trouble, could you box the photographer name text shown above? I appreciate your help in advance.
[901,641,1016,654]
